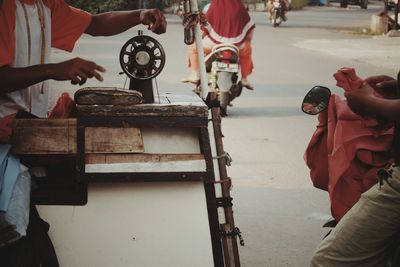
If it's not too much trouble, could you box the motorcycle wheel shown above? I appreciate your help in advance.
[232,82,243,99]
[272,10,278,27]
[219,92,230,117]
[360,0,368,9]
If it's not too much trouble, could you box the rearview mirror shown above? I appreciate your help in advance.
[302,86,331,115]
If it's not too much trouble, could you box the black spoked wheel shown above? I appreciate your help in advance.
[230,83,243,102]
[272,10,278,27]
[119,35,166,80]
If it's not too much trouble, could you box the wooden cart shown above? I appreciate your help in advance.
[12,93,239,267]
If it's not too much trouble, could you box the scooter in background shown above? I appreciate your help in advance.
[204,43,243,116]
[269,0,285,28]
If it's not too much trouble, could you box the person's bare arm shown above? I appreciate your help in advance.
[0,58,105,94]
[0,65,51,93]
[365,75,397,99]
[85,9,167,36]
[345,81,400,122]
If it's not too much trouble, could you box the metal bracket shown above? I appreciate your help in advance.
[213,152,232,166]
[377,168,392,189]
[216,197,233,208]
[220,227,245,246]
[212,177,232,190]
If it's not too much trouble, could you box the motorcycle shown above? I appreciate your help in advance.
[204,43,243,116]
[269,0,285,28]
[302,85,400,265]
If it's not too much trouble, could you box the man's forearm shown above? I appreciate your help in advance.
[371,97,400,122]
[85,10,142,37]
[0,65,53,94]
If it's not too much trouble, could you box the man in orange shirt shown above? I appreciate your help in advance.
[0,0,166,264]
[0,0,166,121]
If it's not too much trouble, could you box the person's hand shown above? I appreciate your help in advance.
[344,82,377,117]
[365,75,397,99]
[140,9,167,34]
[49,58,105,86]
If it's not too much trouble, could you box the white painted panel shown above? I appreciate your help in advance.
[38,182,214,267]
[85,159,207,173]
[141,128,201,154]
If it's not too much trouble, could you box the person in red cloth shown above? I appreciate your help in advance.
[305,68,394,223]
[181,0,256,90]
[310,71,400,266]
[0,0,166,262]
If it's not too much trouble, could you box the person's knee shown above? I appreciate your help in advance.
[310,249,328,267]
[310,242,337,267]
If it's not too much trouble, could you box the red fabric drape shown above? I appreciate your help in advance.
[304,68,394,221]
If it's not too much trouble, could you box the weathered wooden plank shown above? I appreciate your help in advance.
[12,119,144,155]
[85,154,206,173]
[76,104,208,118]
[12,119,77,154]
[75,94,208,118]
[85,153,205,164]
[77,116,208,128]
[85,127,143,153]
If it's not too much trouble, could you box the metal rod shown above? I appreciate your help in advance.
[190,0,213,99]
[395,0,399,30]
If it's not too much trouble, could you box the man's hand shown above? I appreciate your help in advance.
[344,83,377,117]
[140,9,167,34]
[365,75,397,99]
[49,58,106,86]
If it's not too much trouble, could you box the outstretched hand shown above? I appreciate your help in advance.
[344,82,377,117]
[365,75,397,99]
[140,9,167,34]
[50,58,106,86]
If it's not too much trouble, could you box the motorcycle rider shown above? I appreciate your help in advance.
[181,0,256,90]
[310,74,400,266]
[267,0,289,21]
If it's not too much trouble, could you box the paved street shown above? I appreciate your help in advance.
[51,2,399,266]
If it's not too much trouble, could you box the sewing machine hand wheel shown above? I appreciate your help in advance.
[119,34,166,80]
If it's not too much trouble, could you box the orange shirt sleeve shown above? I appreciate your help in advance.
[49,0,92,52]
[0,0,17,67]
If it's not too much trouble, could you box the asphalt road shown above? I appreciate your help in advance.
[51,2,399,266]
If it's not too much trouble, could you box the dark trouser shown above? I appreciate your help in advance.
[0,205,59,267]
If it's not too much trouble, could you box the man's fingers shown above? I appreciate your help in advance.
[90,71,103,82]
[365,75,395,85]
[377,80,397,88]
[79,77,87,86]
[93,63,106,73]
[91,63,105,81]
[151,13,162,31]
[75,70,90,86]
[80,62,105,82]
[147,10,166,34]
[70,74,80,85]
